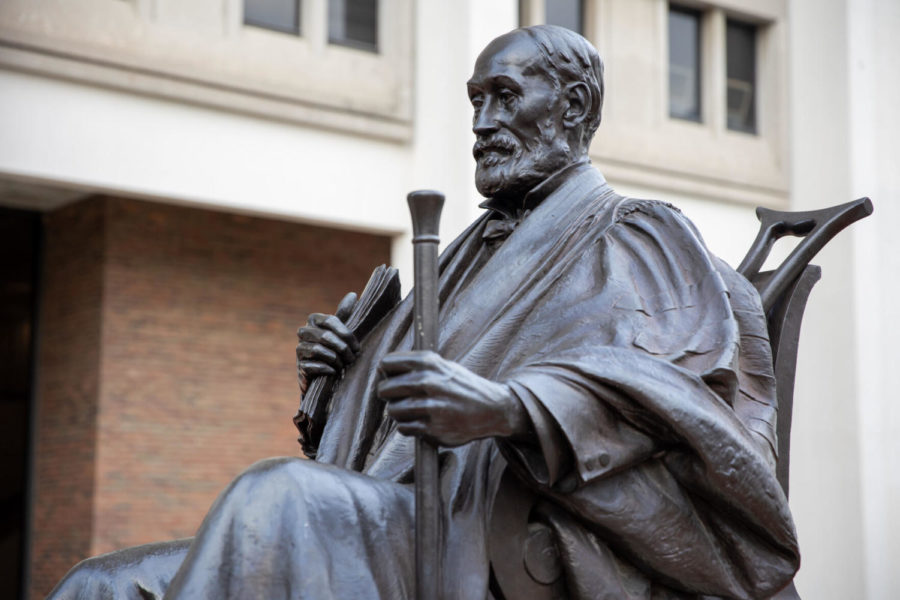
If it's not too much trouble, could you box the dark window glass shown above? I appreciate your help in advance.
[668,6,702,122]
[329,0,378,53]
[546,0,583,34]
[244,0,300,35]
[726,19,757,133]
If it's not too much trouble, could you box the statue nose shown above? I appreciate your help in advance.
[473,104,500,136]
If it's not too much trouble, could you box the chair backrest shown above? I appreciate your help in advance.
[739,198,871,600]
[736,197,872,497]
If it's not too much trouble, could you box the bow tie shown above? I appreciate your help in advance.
[482,217,519,244]
[482,208,533,245]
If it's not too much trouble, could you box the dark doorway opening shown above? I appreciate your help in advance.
[0,207,41,599]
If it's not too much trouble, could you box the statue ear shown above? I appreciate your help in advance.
[563,82,591,129]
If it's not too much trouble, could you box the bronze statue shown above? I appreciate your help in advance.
[49,26,799,599]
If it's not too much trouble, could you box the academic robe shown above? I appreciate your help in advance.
[48,163,798,600]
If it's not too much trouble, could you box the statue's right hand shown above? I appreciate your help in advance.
[296,292,360,381]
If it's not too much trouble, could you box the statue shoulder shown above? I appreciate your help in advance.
[607,197,701,249]
[612,197,683,224]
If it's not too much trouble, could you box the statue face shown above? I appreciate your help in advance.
[468,32,572,201]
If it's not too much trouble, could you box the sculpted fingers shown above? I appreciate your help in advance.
[308,313,359,353]
[395,422,443,445]
[376,371,447,399]
[298,360,337,378]
[295,306,360,383]
[295,341,343,369]
[335,292,358,322]
[297,327,355,364]
[394,421,438,444]
[387,398,465,447]
[386,398,436,423]
[379,350,441,376]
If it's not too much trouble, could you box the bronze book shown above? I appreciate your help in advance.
[294,264,401,457]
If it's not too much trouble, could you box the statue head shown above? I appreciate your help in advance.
[468,25,605,202]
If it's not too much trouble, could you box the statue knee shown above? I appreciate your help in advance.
[223,457,322,507]
[48,539,191,600]
[49,554,123,599]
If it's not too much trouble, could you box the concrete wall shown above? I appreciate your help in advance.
[845,0,900,596]
[788,0,900,597]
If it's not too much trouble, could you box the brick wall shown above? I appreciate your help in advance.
[30,199,105,598]
[29,197,391,598]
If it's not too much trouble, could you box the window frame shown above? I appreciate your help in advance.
[327,0,379,53]
[663,3,773,139]
[667,4,704,123]
[243,0,302,36]
[519,0,591,37]
[0,0,413,141]
[725,16,759,134]
[584,0,788,209]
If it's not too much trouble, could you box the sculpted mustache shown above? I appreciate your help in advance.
[473,136,519,159]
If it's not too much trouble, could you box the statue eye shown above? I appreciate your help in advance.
[470,94,484,109]
[499,91,517,107]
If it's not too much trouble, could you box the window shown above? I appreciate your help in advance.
[726,19,757,133]
[572,0,786,208]
[668,5,761,135]
[519,0,585,35]
[328,0,378,52]
[244,0,301,35]
[668,6,702,122]
[546,0,584,34]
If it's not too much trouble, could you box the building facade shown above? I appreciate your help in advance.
[0,0,897,598]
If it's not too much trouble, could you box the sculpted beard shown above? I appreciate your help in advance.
[474,133,571,200]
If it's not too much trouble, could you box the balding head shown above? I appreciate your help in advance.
[518,25,605,148]
[467,26,605,202]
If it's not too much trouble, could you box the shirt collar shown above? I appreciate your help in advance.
[478,158,591,220]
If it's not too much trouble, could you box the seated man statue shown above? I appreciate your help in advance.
[50,25,799,600]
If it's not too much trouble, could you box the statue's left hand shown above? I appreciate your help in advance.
[376,351,529,447]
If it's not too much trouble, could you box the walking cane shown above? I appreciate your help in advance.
[407,190,444,600]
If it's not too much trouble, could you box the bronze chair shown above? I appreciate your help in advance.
[737,197,873,599]
[488,198,874,600]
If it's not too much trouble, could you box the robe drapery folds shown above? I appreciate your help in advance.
[49,163,799,600]
[316,163,799,599]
